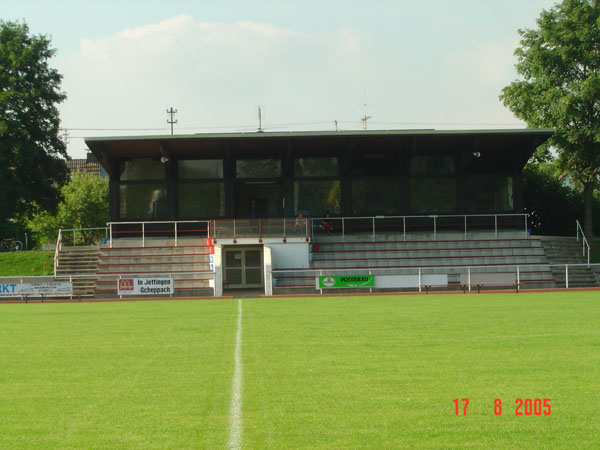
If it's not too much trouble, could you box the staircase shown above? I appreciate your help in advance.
[54,245,100,297]
[539,236,598,288]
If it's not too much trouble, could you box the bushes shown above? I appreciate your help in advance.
[26,171,109,248]
[523,164,599,236]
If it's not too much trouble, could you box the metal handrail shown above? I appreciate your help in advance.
[59,227,109,246]
[107,220,210,248]
[53,231,62,276]
[310,213,529,240]
[211,218,311,240]
[576,220,591,267]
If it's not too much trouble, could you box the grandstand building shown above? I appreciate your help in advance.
[81,128,565,296]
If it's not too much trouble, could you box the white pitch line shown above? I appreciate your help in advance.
[228,298,243,450]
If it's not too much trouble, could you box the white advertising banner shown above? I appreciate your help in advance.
[374,274,448,289]
[117,277,174,296]
[0,282,73,297]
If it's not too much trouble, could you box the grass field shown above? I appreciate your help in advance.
[1,292,599,449]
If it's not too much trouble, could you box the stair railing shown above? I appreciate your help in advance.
[310,213,529,241]
[53,229,63,276]
[576,220,591,267]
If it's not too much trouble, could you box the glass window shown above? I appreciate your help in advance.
[179,160,223,179]
[352,179,401,215]
[245,269,262,285]
[236,159,281,178]
[225,251,242,268]
[245,250,262,267]
[120,159,164,181]
[119,184,167,219]
[466,176,513,212]
[294,157,339,177]
[294,181,341,216]
[351,153,395,176]
[409,156,455,175]
[178,182,225,218]
[409,177,456,213]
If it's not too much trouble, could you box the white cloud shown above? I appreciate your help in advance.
[55,12,532,158]
[57,14,373,156]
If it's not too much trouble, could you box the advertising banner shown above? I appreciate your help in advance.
[0,282,73,297]
[117,277,174,295]
[317,275,374,289]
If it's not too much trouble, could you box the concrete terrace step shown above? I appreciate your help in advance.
[96,268,212,276]
[94,242,215,295]
[311,257,548,268]
[99,246,211,256]
[552,266,597,288]
[314,238,542,252]
[55,246,100,284]
[57,259,101,265]
[98,255,211,265]
[277,233,555,291]
[312,249,546,260]
[539,236,598,288]
[56,268,98,274]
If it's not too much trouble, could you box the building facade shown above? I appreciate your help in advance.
[85,129,553,223]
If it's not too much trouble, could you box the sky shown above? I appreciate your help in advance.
[5,0,558,159]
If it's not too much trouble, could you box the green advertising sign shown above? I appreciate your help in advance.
[318,275,374,289]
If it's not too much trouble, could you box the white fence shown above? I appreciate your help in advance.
[272,263,600,294]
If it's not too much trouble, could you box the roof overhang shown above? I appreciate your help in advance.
[85,128,554,176]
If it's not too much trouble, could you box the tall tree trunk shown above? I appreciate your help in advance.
[583,181,594,239]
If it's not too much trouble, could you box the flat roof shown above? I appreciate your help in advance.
[85,127,554,144]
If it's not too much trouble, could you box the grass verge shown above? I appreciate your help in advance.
[0,250,54,276]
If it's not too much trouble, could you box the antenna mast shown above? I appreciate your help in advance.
[360,104,371,130]
[258,106,264,132]
[166,107,178,135]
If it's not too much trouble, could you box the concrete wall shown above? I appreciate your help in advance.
[267,242,310,270]
[213,246,223,297]
[263,246,273,296]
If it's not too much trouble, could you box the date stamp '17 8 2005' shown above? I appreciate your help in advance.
[453,398,551,416]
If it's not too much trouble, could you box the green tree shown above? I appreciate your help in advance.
[522,163,584,235]
[27,171,109,246]
[500,0,600,238]
[0,20,68,224]
[58,171,109,230]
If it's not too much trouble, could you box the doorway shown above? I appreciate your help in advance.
[223,246,264,289]
[234,182,284,218]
